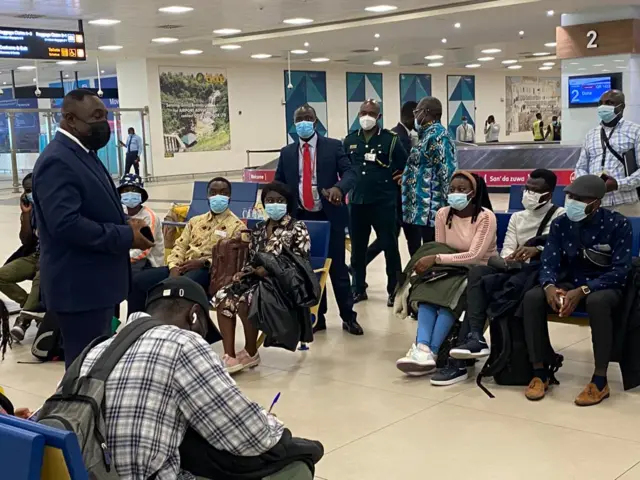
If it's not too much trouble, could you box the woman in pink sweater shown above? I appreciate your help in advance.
[397,171,497,376]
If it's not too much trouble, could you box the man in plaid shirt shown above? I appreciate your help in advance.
[79,277,312,479]
[575,89,640,217]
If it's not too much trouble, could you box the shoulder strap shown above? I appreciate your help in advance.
[601,127,625,168]
[535,205,559,238]
[87,317,165,381]
[60,334,110,397]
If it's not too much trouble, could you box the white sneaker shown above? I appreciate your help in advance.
[396,344,437,376]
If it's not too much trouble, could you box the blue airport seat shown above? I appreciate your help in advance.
[0,422,45,480]
[496,212,512,250]
[508,185,566,211]
[630,217,640,256]
[304,221,331,270]
[186,181,259,220]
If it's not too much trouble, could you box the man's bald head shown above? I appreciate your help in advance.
[600,89,625,107]
[415,96,443,127]
[359,99,381,118]
[60,88,110,150]
[294,104,317,123]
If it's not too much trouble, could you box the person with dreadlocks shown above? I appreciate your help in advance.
[396,171,497,376]
[0,299,11,361]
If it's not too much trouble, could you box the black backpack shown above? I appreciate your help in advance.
[31,312,65,363]
[476,315,563,398]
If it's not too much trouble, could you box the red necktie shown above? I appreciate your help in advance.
[302,143,314,210]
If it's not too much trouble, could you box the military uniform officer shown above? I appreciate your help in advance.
[345,99,408,307]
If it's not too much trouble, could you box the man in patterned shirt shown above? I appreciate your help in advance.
[575,89,640,217]
[127,177,245,313]
[402,96,457,256]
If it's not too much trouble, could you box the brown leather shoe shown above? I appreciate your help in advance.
[575,383,610,406]
[525,377,549,401]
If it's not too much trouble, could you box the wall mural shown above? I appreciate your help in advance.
[505,76,561,136]
[447,75,476,139]
[347,72,383,133]
[399,73,431,106]
[284,70,327,143]
[159,66,230,157]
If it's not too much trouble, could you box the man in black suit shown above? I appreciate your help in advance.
[275,104,363,335]
[33,89,153,367]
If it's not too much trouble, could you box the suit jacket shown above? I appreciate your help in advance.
[33,131,133,312]
[391,122,412,155]
[275,135,356,229]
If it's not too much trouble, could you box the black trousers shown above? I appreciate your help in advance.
[56,307,113,369]
[296,209,355,326]
[125,151,140,175]
[403,223,435,257]
[350,202,401,296]
[522,285,621,370]
[464,265,498,338]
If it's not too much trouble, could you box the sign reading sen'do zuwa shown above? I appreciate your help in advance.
[556,19,640,59]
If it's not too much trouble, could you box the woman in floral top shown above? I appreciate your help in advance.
[214,181,311,374]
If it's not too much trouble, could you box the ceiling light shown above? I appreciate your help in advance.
[220,44,241,50]
[617,66,627,69]
[508,65,522,70]
[614,59,625,63]
[519,30,525,35]
[547,10,554,16]
[543,61,555,66]
[283,18,314,25]
[152,37,179,43]
[374,60,391,66]
[578,68,586,71]
[56,60,78,65]
[364,5,397,13]
[481,48,502,54]
[425,54,443,60]
[593,63,604,67]
[290,49,308,54]
[478,57,494,61]
[213,28,241,35]
[180,49,202,55]
[98,45,123,51]
[304,42,310,47]
[454,22,461,28]
[251,53,272,59]
[539,66,552,70]
[427,62,443,67]
[570,62,579,65]
[374,33,380,38]
[17,65,36,70]
[602,69,610,72]
[374,47,379,52]
[88,19,120,26]
[441,38,447,43]
[100,70,105,74]
[466,63,481,68]
[532,52,551,56]
[544,42,557,47]
[502,59,518,64]
[32,78,36,82]
[310,57,330,63]
[64,74,69,78]
[2,82,6,85]
[158,5,194,13]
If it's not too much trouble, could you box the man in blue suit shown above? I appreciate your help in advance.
[33,89,153,367]
[275,104,363,335]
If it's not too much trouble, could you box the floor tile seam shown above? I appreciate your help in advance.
[555,336,592,352]
[0,382,49,398]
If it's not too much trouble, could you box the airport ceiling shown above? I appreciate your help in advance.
[0,0,633,85]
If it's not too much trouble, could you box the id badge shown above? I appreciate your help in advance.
[364,152,377,162]
[214,229,228,238]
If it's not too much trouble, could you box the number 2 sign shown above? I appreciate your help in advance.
[587,30,598,49]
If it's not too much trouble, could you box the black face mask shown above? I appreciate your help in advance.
[76,118,112,151]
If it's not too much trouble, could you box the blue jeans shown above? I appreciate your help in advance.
[416,303,456,353]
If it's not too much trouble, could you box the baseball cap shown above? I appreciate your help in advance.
[146,276,222,344]
[564,174,606,200]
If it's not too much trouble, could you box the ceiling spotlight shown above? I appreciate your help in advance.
[570,62,579,65]
[213,28,241,35]
[544,42,557,47]
[547,10,554,16]
[614,59,625,63]
[100,70,105,74]
[290,49,308,54]
[425,54,443,60]
[152,37,179,43]
[507,65,523,70]
[304,42,310,47]
[427,62,444,67]
[532,52,551,56]
[478,57,494,61]
[98,45,123,50]
[602,69,610,72]
[88,19,120,26]
[251,53,272,59]
[481,48,502,54]
[364,5,397,13]
[441,38,447,43]
[539,66,552,70]
[158,5,194,13]
[502,59,518,64]
[374,47,379,52]
[283,18,314,25]
[374,60,391,66]
[180,49,203,55]
[32,78,36,82]
[592,63,604,67]
[466,63,481,68]
[220,44,242,50]
[578,68,586,71]
[543,62,555,66]
[374,33,381,38]
[310,57,330,62]
[57,60,77,65]
[518,30,525,35]
[17,65,36,70]
[64,74,69,78]
[454,22,461,28]
[616,66,627,69]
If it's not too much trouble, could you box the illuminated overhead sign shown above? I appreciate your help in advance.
[0,27,86,61]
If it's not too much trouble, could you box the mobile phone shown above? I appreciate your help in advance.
[140,226,154,243]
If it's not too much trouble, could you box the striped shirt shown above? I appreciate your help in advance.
[575,119,640,207]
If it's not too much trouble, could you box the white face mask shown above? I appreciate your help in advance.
[359,115,377,131]
[522,190,548,211]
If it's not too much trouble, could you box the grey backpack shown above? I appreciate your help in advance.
[38,317,163,479]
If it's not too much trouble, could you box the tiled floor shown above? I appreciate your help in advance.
[2,182,640,480]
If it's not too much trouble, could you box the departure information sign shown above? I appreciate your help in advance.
[0,27,86,60]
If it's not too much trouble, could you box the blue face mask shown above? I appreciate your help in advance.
[295,121,315,140]
[209,195,229,214]
[121,192,142,209]
[25,192,33,204]
[598,105,619,124]
[565,198,593,222]
[265,203,287,221]
[447,192,472,211]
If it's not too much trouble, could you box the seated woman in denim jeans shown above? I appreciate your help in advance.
[396,171,497,376]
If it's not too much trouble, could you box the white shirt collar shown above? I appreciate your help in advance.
[58,127,90,153]
[299,133,318,150]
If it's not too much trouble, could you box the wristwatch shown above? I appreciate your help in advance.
[581,285,591,295]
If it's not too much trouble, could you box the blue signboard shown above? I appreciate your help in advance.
[0,89,40,153]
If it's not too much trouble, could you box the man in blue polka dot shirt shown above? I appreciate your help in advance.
[522,175,632,406]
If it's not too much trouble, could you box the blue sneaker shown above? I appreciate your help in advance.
[431,359,469,386]
[450,332,490,360]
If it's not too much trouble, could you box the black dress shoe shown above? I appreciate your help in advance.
[387,294,396,307]
[342,319,364,335]
[312,323,327,334]
[353,292,369,304]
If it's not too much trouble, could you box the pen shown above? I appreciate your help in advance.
[268,392,281,414]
